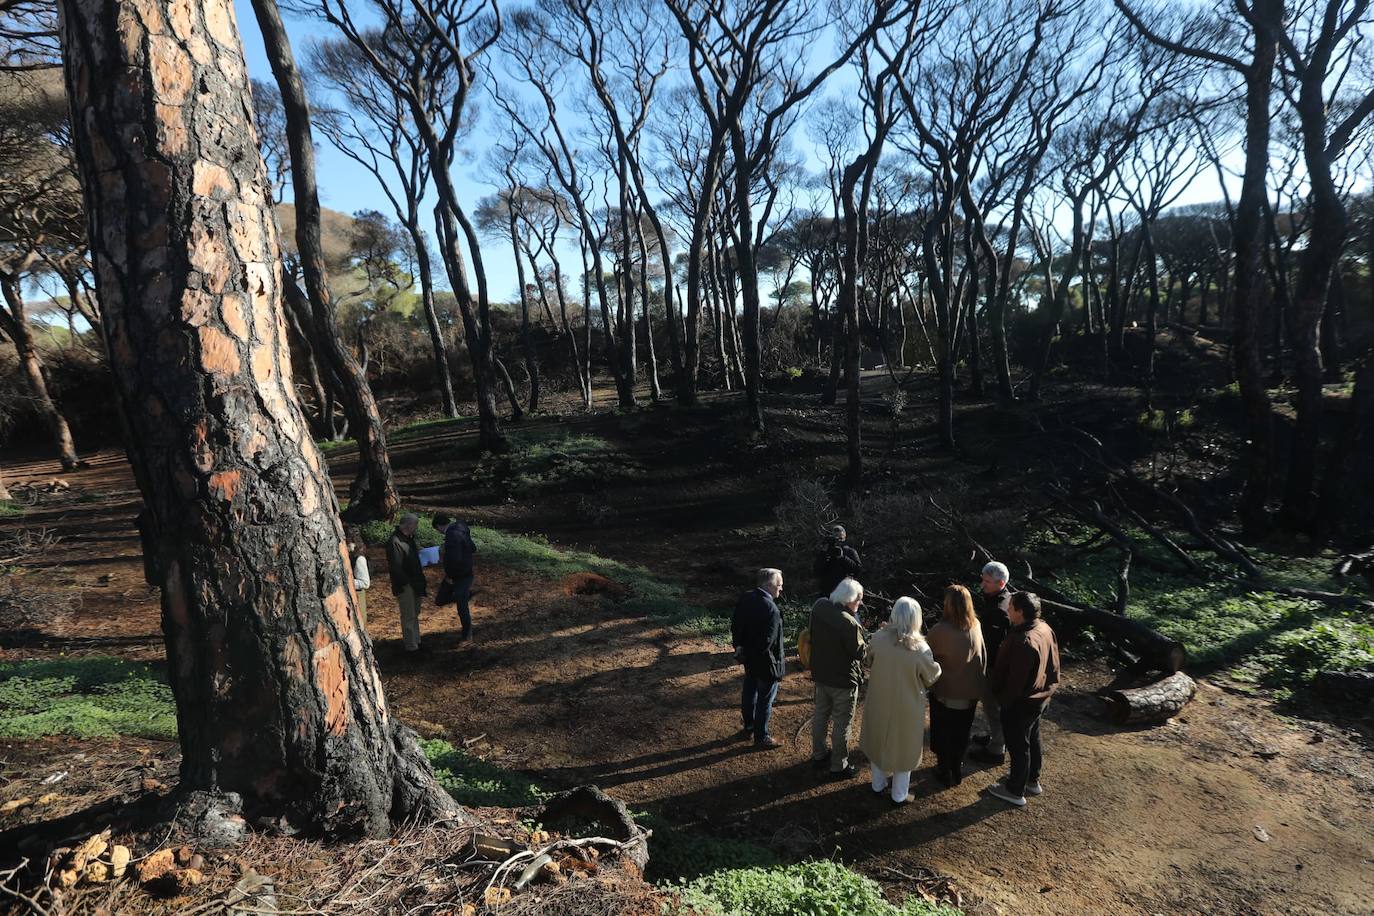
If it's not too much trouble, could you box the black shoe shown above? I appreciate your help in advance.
[811,756,829,773]
[969,748,1004,765]
[972,734,991,747]
[458,631,472,642]
[935,765,954,787]
[828,764,859,780]
[738,727,754,741]
[949,763,963,786]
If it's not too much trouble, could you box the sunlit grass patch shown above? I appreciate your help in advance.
[0,656,176,740]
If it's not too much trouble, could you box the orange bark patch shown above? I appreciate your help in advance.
[229,208,267,263]
[190,419,213,473]
[155,104,189,155]
[198,325,240,377]
[312,640,350,738]
[222,293,249,341]
[281,634,306,681]
[189,221,230,293]
[203,0,239,49]
[180,289,212,328]
[167,0,194,39]
[208,469,240,504]
[149,37,191,106]
[250,338,275,384]
[192,161,232,198]
[324,586,353,640]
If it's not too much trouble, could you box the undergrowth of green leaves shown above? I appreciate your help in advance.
[0,656,176,740]
[1024,525,1373,697]
[670,860,961,916]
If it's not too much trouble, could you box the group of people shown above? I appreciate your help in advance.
[731,547,1061,809]
[344,512,479,654]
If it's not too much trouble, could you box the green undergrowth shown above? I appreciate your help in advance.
[420,738,551,807]
[0,656,176,740]
[473,429,639,496]
[1026,525,1374,697]
[391,416,466,443]
[315,437,353,454]
[0,500,24,518]
[671,860,961,916]
[417,741,958,915]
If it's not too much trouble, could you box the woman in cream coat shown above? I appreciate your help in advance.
[859,597,942,804]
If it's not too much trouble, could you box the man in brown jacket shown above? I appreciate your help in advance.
[808,577,867,778]
[986,592,1060,807]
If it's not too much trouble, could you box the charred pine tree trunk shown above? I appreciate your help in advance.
[1231,6,1281,534]
[249,0,396,521]
[508,209,539,414]
[0,273,81,470]
[410,229,459,418]
[58,0,458,836]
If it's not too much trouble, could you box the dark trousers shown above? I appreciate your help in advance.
[1000,697,1048,797]
[741,673,780,741]
[929,698,977,771]
[452,574,473,635]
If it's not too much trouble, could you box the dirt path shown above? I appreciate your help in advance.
[4,431,1374,915]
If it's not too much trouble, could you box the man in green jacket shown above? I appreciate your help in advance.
[809,577,868,778]
[387,514,427,653]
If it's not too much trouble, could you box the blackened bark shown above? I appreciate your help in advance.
[249,0,397,522]
[59,0,459,836]
[410,230,460,418]
[508,208,540,413]
[1232,7,1281,534]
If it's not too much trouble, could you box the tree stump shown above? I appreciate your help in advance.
[1103,671,1197,725]
[538,786,649,875]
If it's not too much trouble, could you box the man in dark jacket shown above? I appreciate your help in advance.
[986,592,1061,807]
[970,560,1013,764]
[731,568,786,749]
[387,514,427,653]
[433,513,477,641]
[808,577,867,778]
[812,525,863,597]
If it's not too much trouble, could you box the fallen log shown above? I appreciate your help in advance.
[1314,669,1374,701]
[1102,671,1196,724]
[1023,577,1188,674]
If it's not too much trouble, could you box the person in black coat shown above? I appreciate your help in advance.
[813,525,863,597]
[731,568,786,749]
[433,513,477,641]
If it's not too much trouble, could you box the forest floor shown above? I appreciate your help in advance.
[3,334,1374,915]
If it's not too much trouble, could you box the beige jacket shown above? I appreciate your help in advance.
[858,627,942,773]
[926,621,987,705]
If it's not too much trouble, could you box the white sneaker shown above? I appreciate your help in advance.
[987,783,1026,807]
[1025,781,1043,796]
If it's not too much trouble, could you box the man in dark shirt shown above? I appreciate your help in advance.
[386,514,427,653]
[970,560,1012,764]
[987,592,1061,807]
[812,525,863,597]
[433,513,477,641]
[730,568,786,749]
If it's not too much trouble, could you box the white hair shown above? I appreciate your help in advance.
[982,561,1010,584]
[889,597,925,650]
[829,577,863,606]
[399,513,419,528]
[756,567,782,588]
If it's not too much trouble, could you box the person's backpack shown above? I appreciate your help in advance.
[797,626,812,671]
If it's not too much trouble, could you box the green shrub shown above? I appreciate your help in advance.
[638,813,779,883]
[674,859,960,916]
[420,738,551,807]
[1023,525,1373,694]
[391,417,465,442]
[0,500,24,518]
[0,656,176,740]
[474,430,634,495]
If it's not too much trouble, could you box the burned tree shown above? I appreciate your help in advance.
[58,0,456,836]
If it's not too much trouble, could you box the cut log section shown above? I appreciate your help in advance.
[1103,672,1197,725]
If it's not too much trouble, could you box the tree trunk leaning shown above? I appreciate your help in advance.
[249,0,398,522]
[58,0,459,837]
[0,273,82,470]
[1103,672,1197,725]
